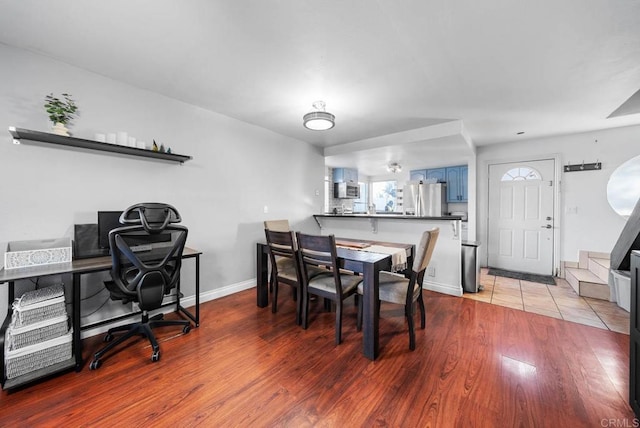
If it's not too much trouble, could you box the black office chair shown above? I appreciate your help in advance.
[89,203,190,370]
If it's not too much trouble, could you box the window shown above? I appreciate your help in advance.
[371,180,397,212]
[501,167,541,181]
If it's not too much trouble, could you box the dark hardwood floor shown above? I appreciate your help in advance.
[1,288,635,426]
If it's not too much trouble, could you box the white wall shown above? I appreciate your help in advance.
[0,44,324,316]
[476,125,640,268]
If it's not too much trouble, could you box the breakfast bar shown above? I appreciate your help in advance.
[313,214,464,297]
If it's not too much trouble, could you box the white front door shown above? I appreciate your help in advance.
[488,159,555,275]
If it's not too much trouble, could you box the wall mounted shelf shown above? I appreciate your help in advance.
[563,161,601,172]
[9,127,192,164]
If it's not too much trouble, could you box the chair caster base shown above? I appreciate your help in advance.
[151,351,161,362]
[89,359,102,370]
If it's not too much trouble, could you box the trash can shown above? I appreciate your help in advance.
[461,241,480,293]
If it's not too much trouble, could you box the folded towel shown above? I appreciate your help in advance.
[360,245,408,272]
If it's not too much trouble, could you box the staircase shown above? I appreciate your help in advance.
[564,251,610,300]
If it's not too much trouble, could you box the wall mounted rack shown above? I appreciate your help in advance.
[563,161,601,172]
[9,127,192,164]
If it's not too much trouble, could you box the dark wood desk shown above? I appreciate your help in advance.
[0,247,201,391]
[256,240,413,360]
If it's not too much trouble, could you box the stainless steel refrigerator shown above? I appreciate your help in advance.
[403,182,448,217]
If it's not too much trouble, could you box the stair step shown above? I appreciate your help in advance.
[565,267,609,300]
[588,257,610,283]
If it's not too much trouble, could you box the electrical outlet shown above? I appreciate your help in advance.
[427,266,436,277]
[263,205,269,214]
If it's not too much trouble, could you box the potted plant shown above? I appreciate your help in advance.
[44,93,78,136]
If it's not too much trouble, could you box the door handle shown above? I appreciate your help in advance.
[541,225,552,229]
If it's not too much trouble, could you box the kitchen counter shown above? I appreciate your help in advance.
[312,213,464,297]
[315,213,463,220]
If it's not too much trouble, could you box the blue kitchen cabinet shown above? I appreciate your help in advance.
[333,168,358,183]
[446,165,468,202]
[409,169,427,181]
[426,168,446,183]
[409,168,446,182]
[410,165,467,202]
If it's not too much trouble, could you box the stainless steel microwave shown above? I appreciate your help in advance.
[334,182,359,199]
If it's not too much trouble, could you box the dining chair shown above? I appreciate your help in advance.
[264,219,292,293]
[263,219,290,232]
[296,232,363,345]
[357,227,439,350]
[264,229,301,323]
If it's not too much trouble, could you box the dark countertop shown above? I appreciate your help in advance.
[315,213,463,220]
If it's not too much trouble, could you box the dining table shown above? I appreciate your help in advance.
[256,237,414,360]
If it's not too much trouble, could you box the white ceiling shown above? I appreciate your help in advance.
[1,0,639,176]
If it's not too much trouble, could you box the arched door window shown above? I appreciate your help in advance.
[501,167,542,181]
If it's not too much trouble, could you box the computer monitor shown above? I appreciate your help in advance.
[98,211,124,249]
[97,210,171,250]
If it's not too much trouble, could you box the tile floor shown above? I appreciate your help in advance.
[462,268,630,334]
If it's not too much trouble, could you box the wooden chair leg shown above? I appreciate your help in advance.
[302,288,310,329]
[335,300,342,345]
[295,286,302,326]
[271,281,278,314]
[407,303,416,351]
[357,296,362,331]
[269,270,275,293]
[418,295,426,329]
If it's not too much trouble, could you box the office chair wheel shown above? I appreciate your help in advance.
[103,333,114,342]
[151,350,161,362]
[183,325,191,334]
[89,359,102,370]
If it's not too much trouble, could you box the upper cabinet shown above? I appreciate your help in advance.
[409,169,426,181]
[427,168,447,183]
[333,167,358,183]
[409,165,468,203]
[446,165,468,202]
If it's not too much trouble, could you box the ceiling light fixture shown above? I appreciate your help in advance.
[303,101,335,131]
[387,162,402,173]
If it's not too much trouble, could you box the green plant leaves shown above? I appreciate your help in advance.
[44,93,78,124]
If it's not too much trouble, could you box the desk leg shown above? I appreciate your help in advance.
[176,255,200,327]
[362,262,380,360]
[195,254,200,327]
[256,243,269,308]
[73,273,83,371]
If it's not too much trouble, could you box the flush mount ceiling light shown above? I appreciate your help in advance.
[387,162,402,173]
[303,101,335,131]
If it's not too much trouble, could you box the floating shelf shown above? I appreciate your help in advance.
[9,127,192,164]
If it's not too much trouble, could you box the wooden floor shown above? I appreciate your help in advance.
[1,288,635,427]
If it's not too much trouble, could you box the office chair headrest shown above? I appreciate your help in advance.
[119,203,182,234]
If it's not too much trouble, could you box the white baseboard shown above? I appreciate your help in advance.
[181,278,255,307]
[424,280,463,297]
[80,279,256,339]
